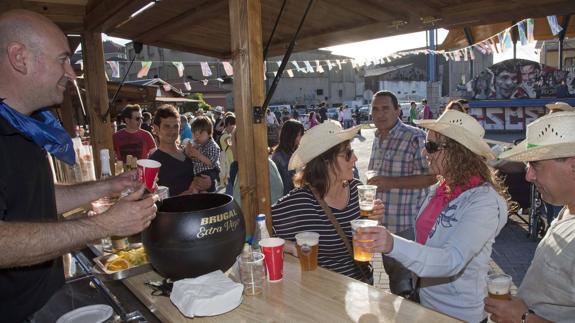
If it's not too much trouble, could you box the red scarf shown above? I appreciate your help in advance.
[416,176,483,244]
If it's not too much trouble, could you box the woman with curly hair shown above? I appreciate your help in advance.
[355,110,513,323]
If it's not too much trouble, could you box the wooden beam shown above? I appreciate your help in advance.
[81,31,115,176]
[229,0,271,236]
[84,0,151,32]
[320,0,398,22]
[58,86,77,137]
[135,0,227,43]
[374,0,440,20]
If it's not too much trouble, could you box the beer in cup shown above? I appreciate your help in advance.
[295,232,320,271]
[487,273,512,300]
[350,219,378,262]
[357,185,377,218]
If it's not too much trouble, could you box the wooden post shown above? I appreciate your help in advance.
[81,32,115,176]
[58,86,77,137]
[229,0,272,236]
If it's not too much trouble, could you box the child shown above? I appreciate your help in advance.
[186,116,221,192]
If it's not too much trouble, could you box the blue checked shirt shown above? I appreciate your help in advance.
[368,121,430,233]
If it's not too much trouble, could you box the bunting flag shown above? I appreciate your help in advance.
[106,61,120,78]
[336,59,342,70]
[442,53,449,61]
[488,38,499,54]
[473,44,485,55]
[162,84,171,92]
[222,61,233,76]
[453,50,461,62]
[325,60,334,70]
[315,60,324,73]
[291,61,303,72]
[304,60,314,73]
[184,82,191,91]
[200,62,212,77]
[462,49,468,61]
[546,15,563,36]
[286,69,294,78]
[201,79,209,86]
[276,61,282,68]
[497,32,505,52]
[469,47,476,60]
[172,61,185,77]
[517,21,528,46]
[137,61,152,78]
[503,29,513,51]
[527,18,535,42]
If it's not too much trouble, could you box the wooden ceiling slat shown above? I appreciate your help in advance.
[320,0,394,22]
[135,0,227,43]
[84,0,151,32]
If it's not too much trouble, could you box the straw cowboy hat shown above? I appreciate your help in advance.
[545,101,575,112]
[414,110,495,160]
[213,106,224,113]
[498,111,575,162]
[289,120,359,170]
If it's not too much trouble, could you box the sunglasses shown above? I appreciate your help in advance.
[424,140,448,154]
[338,148,354,161]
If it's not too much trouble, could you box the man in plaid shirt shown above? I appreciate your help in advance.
[368,91,436,296]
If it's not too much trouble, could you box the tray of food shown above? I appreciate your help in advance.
[92,245,152,280]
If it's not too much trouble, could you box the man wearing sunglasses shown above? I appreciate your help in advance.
[113,104,156,163]
[367,90,436,296]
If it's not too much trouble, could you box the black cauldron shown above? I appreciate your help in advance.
[142,193,245,279]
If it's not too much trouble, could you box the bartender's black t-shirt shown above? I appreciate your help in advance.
[0,117,64,323]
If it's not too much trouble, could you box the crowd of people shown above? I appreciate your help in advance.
[1,8,573,323]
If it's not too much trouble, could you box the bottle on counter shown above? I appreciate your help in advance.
[252,214,270,250]
[99,149,129,252]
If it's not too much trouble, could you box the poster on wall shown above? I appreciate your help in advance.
[484,108,505,130]
[469,106,546,131]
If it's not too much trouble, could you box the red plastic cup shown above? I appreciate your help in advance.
[136,159,161,192]
[259,237,285,282]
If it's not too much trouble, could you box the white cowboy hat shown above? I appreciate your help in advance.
[414,110,495,160]
[545,101,575,112]
[213,106,224,113]
[288,120,359,170]
[498,111,575,162]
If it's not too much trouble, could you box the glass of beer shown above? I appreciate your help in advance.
[357,185,377,218]
[295,232,320,271]
[350,219,378,262]
[487,273,512,300]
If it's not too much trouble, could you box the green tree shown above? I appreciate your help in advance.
[181,93,212,114]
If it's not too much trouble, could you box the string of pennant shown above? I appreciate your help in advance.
[98,16,562,83]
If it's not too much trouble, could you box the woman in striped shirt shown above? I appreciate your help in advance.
[271,120,383,283]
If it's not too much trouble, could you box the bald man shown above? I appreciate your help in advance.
[0,10,158,322]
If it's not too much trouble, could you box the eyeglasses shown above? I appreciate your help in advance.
[424,140,448,154]
[338,148,354,161]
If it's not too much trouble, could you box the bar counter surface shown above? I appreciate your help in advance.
[123,255,463,322]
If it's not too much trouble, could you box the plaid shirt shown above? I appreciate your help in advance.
[368,121,430,233]
[192,138,221,174]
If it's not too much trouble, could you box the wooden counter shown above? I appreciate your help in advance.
[123,256,462,322]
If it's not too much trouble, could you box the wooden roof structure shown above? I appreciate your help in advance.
[6,0,575,235]
[6,0,575,58]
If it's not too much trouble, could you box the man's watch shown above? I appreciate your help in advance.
[521,309,535,323]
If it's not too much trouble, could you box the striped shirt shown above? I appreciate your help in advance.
[271,179,366,280]
[368,120,430,233]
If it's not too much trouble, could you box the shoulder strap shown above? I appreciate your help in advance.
[309,186,354,258]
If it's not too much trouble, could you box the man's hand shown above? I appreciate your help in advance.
[354,225,394,254]
[95,186,158,236]
[484,296,528,323]
[367,175,386,192]
[369,199,385,221]
[104,170,139,194]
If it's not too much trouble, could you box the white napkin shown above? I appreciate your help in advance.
[170,270,244,318]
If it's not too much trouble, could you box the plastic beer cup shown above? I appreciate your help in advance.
[487,273,512,300]
[351,219,378,262]
[295,232,320,271]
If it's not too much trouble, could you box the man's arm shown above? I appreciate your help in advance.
[368,174,436,190]
[0,187,157,268]
[55,172,138,214]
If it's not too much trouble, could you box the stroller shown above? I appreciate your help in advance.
[495,161,547,241]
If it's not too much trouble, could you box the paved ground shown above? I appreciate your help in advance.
[351,127,539,293]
